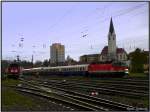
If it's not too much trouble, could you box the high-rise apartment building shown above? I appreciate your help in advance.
[50,43,65,64]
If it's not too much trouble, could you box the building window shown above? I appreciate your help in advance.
[124,54,126,60]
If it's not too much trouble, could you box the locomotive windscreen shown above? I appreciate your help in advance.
[9,63,19,68]
[112,61,127,67]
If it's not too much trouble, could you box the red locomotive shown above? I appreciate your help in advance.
[88,62,128,77]
[7,63,22,79]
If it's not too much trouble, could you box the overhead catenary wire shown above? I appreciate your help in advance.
[12,3,147,62]
[48,3,78,32]
[51,3,147,42]
[87,3,147,30]
[30,3,146,46]
[79,3,148,49]
[47,3,111,38]
[80,3,146,30]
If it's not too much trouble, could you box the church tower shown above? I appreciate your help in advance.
[108,17,116,61]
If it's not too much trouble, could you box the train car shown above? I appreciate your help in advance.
[23,64,89,76]
[22,62,128,77]
[7,63,22,79]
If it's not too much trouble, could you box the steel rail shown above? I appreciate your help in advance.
[47,79,149,90]
[17,82,107,111]
[47,80,148,94]
[20,79,135,111]
[41,76,149,84]
[42,80,148,94]
[33,79,148,97]
[16,88,100,111]
[48,78,149,86]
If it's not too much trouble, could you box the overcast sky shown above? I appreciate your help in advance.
[2,2,149,62]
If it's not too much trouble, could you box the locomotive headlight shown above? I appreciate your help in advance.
[125,69,129,74]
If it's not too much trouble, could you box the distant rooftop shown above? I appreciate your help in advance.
[80,54,100,57]
[101,46,126,55]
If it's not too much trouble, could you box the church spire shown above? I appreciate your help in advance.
[109,17,115,34]
[108,17,116,61]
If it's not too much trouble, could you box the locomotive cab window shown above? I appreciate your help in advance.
[112,62,127,67]
[9,63,19,67]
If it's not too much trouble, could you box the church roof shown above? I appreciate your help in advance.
[117,48,125,53]
[101,46,108,55]
[101,46,126,55]
[109,17,115,34]
[81,54,100,57]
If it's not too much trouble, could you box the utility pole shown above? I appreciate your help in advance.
[17,55,20,62]
[32,55,34,67]
[16,55,20,66]
[32,45,35,67]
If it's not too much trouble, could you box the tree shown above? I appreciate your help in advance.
[34,60,42,67]
[2,60,12,73]
[129,48,148,73]
[19,60,33,68]
[66,55,77,65]
[43,59,49,67]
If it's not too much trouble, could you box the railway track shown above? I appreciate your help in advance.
[53,83,148,96]
[46,78,149,91]
[60,83,148,93]
[16,83,109,111]
[88,78,149,83]
[47,77,149,86]
[46,76,149,83]
[61,79,148,91]
[18,78,137,111]
[23,74,149,89]
[17,87,105,111]
[31,78,148,98]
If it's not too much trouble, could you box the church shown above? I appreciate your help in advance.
[80,18,128,63]
[99,18,128,62]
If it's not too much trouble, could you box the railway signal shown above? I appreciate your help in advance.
[91,91,99,96]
